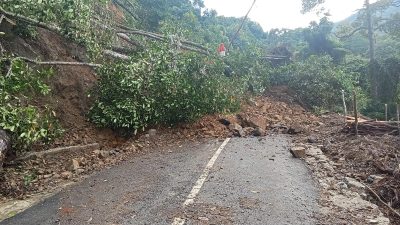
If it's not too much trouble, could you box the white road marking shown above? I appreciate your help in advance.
[171,138,231,225]
[183,138,231,206]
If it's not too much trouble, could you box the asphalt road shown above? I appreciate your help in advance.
[1,136,318,225]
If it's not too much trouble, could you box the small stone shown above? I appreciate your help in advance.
[76,169,85,175]
[344,177,365,190]
[290,147,306,158]
[367,175,385,184]
[99,150,110,159]
[71,159,80,171]
[109,149,119,156]
[148,129,157,137]
[43,174,53,179]
[61,171,73,180]
[368,219,379,224]
[307,136,318,143]
[198,217,209,221]
[360,192,368,200]
[287,125,303,135]
[253,127,265,137]
[336,181,348,190]
[93,150,101,157]
[243,127,255,136]
[218,118,231,126]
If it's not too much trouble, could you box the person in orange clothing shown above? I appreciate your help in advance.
[217,43,226,57]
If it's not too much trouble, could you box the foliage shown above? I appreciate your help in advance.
[301,0,325,13]
[301,18,347,63]
[2,0,113,60]
[89,43,246,133]
[283,56,368,111]
[0,58,63,149]
[396,83,400,104]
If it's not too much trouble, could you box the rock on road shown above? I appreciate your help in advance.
[1,135,318,225]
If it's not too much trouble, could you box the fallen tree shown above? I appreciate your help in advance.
[344,117,400,136]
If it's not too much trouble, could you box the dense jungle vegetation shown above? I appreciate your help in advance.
[1,0,400,150]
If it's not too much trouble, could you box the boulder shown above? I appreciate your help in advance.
[246,116,267,129]
[0,129,11,170]
[237,113,267,129]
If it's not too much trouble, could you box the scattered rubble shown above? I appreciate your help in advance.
[295,113,400,224]
[303,145,390,225]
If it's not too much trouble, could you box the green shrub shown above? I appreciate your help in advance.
[287,55,368,111]
[89,43,245,134]
[2,0,112,59]
[0,58,63,150]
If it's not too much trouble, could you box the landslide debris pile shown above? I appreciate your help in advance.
[185,87,321,139]
[0,87,320,199]
[303,113,400,224]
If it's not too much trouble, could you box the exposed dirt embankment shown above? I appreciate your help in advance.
[2,28,124,151]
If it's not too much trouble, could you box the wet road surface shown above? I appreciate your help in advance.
[1,136,318,225]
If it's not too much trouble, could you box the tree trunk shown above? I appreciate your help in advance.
[366,0,378,100]
[0,129,11,170]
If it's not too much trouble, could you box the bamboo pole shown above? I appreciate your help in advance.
[385,104,388,121]
[397,104,400,136]
[342,90,347,124]
[353,90,359,136]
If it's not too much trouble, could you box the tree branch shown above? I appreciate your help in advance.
[0,6,61,33]
[362,182,400,219]
[111,45,136,55]
[118,30,210,55]
[334,26,367,39]
[103,50,130,60]
[116,33,143,48]
[18,57,102,67]
[116,24,210,52]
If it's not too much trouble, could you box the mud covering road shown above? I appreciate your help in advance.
[1,135,318,225]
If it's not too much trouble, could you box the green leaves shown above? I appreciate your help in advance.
[0,58,63,150]
[281,55,367,112]
[89,43,244,134]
